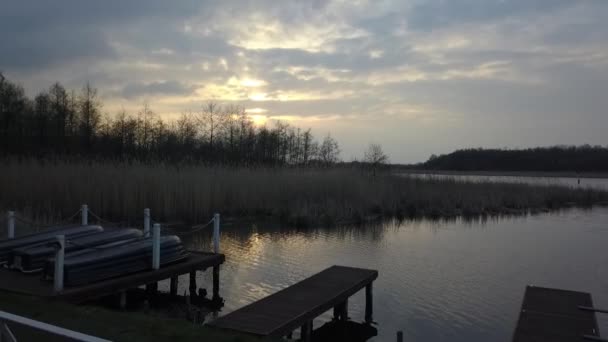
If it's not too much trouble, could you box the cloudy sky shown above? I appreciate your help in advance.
[2,1,607,163]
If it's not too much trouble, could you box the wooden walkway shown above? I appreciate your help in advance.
[0,251,224,303]
[208,265,378,339]
[513,286,602,342]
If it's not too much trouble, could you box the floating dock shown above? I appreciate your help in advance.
[208,265,378,340]
[513,285,602,342]
[0,251,224,303]
[1,207,226,305]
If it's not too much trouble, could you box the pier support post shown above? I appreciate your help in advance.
[53,235,65,293]
[81,204,88,226]
[189,271,197,296]
[300,321,312,342]
[170,276,178,296]
[213,213,220,253]
[365,283,373,324]
[212,265,220,300]
[397,331,403,342]
[152,223,160,270]
[333,299,348,321]
[146,282,158,295]
[119,291,127,310]
[7,211,15,239]
[143,208,150,237]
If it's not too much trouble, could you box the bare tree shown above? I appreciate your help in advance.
[78,82,101,149]
[197,101,227,152]
[363,143,389,175]
[175,110,197,148]
[318,133,340,165]
[137,101,155,151]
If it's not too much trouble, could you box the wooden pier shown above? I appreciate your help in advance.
[208,265,378,340]
[513,286,602,342]
[0,251,224,303]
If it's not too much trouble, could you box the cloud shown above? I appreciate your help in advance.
[2,0,608,162]
[121,80,196,99]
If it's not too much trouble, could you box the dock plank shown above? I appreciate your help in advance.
[208,265,378,337]
[513,286,601,342]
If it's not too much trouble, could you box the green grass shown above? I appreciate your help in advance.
[0,159,607,229]
[0,291,259,342]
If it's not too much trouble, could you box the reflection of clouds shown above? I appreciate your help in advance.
[183,208,608,340]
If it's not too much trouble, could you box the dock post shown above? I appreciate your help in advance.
[189,271,197,296]
[53,235,65,293]
[143,208,150,237]
[146,282,158,294]
[7,211,15,239]
[397,331,403,342]
[170,276,178,296]
[365,283,373,324]
[152,223,160,270]
[333,300,348,321]
[212,266,220,300]
[300,321,312,342]
[119,291,127,310]
[81,204,88,226]
[213,213,220,253]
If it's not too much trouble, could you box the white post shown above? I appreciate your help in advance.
[54,235,65,292]
[7,211,15,239]
[152,223,160,270]
[213,213,220,253]
[81,204,88,226]
[143,208,151,237]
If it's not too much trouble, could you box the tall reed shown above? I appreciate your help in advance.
[1,159,607,228]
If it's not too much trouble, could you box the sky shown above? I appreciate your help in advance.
[1,0,608,163]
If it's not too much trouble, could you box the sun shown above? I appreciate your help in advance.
[249,114,268,126]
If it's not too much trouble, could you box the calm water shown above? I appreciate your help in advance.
[173,207,608,341]
[402,173,608,190]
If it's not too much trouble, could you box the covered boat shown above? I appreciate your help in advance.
[44,235,189,286]
[0,225,104,265]
[11,228,143,272]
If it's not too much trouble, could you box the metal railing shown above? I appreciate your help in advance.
[0,310,111,342]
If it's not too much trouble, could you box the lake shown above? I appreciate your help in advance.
[400,172,608,190]
[174,206,608,341]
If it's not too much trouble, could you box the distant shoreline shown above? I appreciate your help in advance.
[396,169,608,179]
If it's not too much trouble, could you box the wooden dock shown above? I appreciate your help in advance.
[0,251,224,303]
[513,285,602,342]
[208,265,378,340]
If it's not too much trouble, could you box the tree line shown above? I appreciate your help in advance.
[419,146,608,172]
[0,73,341,165]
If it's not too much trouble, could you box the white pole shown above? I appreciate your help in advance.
[54,235,65,292]
[143,208,150,238]
[213,213,220,254]
[81,204,88,226]
[152,223,160,270]
[7,211,15,239]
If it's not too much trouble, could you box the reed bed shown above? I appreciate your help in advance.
[1,159,607,228]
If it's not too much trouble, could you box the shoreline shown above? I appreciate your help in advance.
[396,169,608,179]
[0,291,255,342]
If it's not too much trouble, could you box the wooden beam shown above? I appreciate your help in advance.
[170,276,178,296]
[212,266,220,300]
[189,271,197,296]
[365,283,373,324]
[300,321,312,342]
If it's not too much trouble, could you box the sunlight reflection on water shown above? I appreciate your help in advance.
[179,207,608,341]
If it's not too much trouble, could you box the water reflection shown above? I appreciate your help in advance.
[402,173,608,190]
[181,208,608,341]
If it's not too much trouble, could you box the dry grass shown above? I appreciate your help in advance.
[1,159,607,228]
